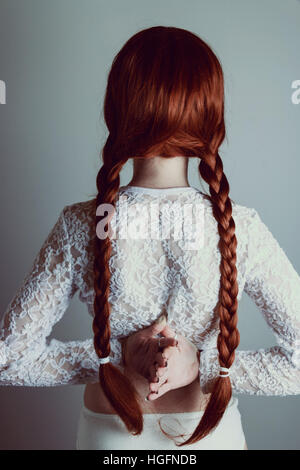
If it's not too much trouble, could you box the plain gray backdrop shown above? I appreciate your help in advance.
[0,0,299,450]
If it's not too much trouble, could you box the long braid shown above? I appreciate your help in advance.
[93,146,143,435]
[176,149,240,445]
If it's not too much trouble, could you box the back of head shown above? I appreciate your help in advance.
[103,25,225,159]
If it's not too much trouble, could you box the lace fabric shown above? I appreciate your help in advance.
[0,185,299,395]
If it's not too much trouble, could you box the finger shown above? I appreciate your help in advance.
[155,345,175,363]
[149,380,159,393]
[149,367,168,394]
[162,343,180,356]
[160,323,178,339]
[148,364,159,383]
[157,337,177,352]
[155,365,168,377]
[148,376,162,393]
[144,315,167,337]
[154,352,168,368]
[148,380,171,400]
[149,369,168,393]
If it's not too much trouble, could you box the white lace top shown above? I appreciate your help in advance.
[0,185,300,396]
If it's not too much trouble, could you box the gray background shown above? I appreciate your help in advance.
[0,0,299,450]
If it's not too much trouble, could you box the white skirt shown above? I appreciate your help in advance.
[76,396,246,450]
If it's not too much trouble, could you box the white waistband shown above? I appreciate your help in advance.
[81,396,238,421]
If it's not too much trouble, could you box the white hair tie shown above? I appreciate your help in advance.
[99,356,110,365]
[219,366,230,377]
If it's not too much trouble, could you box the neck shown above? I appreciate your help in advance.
[128,156,190,189]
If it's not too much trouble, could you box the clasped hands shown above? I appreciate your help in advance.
[121,314,200,401]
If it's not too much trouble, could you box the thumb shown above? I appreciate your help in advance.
[144,314,167,336]
[160,323,177,339]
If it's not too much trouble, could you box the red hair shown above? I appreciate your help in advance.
[92,25,240,445]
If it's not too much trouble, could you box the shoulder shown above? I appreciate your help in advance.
[231,201,258,228]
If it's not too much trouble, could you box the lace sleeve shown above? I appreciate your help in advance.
[199,208,300,395]
[0,207,122,386]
